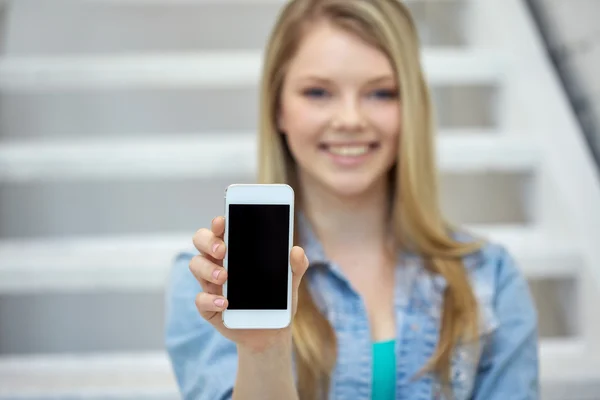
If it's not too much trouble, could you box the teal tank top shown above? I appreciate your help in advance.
[372,339,396,400]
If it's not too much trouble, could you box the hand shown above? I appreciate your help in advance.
[189,216,309,353]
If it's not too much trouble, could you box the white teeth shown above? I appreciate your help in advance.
[327,145,369,156]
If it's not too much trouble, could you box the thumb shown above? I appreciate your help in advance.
[290,246,309,292]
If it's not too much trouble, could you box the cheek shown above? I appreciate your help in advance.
[280,95,330,143]
[367,103,401,142]
[365,104,401,168]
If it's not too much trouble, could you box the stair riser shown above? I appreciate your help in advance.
[0,173,531,239]
[0,292,165,355]
[0,86,497,139]
[0,278,575,355]
[4,1,469,56]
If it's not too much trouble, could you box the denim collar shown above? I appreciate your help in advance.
[296,211,328,267]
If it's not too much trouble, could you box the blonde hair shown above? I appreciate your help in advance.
[257,0,481,398]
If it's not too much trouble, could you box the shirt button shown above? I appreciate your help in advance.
[411,324,420,332]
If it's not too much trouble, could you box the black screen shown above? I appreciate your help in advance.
[226,204,290,310]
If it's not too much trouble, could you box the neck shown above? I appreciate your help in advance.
[299,175,392,254]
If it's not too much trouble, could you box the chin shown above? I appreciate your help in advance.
[297,159,395,200]
[322,174,386,199]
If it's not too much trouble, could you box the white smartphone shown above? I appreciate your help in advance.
[222,184,295,329]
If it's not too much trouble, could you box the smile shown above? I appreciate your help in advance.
[320,142,379,155]
[327,145,370,156]
[318,142,380,166]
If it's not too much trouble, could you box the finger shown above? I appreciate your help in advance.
[290,246,309,292]
[195,292,228,321]
[211,216,225,239]
[198,279,223,296]
[192,227,226,262]
[189,255,228,287]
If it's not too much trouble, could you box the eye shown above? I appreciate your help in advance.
[302,87,330,98]
[369,89,398,100]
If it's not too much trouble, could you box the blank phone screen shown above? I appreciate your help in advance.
[226,204,290,310]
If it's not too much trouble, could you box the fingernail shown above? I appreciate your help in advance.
[214,298,225,307]
[212,242,220,254]
[212,269,221,280]
[304,254,309,265]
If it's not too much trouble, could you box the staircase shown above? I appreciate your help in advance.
[0,0,599,399]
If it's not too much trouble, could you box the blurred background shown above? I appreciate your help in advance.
[0,0,598,399]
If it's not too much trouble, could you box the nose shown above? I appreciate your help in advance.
[332,97,366,131]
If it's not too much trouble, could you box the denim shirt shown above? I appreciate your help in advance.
[165,217,539,400]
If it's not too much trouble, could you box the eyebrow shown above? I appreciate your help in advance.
[365,75,396,84]
[296,75,396,85]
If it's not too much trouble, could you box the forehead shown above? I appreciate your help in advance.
[286,21,395,80]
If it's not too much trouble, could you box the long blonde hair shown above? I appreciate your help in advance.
[257,0,481,398]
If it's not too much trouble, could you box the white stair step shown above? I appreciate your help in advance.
[0,233,191,293]
[467,225,583,279]
[540,339,600,393]
[0,131,536,182]
[0,351,177,400]
[0,226,578,293]
[437,133,539,173]
[0,339,596,399]
[0,49,504,91]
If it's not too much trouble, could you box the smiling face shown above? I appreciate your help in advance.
[278,20,401,198]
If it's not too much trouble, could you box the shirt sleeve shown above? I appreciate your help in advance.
[471,247,540,400]
[164,252,238,400]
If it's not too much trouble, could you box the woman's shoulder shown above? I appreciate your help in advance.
[452,229,528,299]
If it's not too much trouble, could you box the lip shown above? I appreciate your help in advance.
[319,142,380,167]
[319,141,377,147]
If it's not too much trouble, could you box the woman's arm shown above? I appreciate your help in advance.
[165,252,237,399]
[166,252,300,400]
[234,337,299,400]
[471,248,539,400]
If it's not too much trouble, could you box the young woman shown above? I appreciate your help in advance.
[165,1,539,399]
